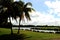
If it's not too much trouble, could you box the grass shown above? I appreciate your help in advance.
[0,28,11,35]
[20,30,60,40]
[0,28,18,35]
[0,28,26,40]
[0,28,60,40]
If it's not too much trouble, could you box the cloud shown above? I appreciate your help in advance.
[11,11,60,26]
[19,11,60,26]
[45,0,60,16]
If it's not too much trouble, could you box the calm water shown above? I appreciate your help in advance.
[12,27,60,33]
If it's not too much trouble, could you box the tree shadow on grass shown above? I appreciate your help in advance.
[0,34,27,40]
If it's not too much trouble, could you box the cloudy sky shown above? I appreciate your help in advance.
[12,0,60,26]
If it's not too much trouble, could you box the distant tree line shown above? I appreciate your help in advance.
[13,25,60,27]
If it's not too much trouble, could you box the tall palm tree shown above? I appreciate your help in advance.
[10,1,24,34]
[11,1,35,34]
[0,0,24,34]
[16,1,35,34]
[0,0,15,34]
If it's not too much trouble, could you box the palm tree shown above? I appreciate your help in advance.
[0,0,24,34]
[0,0,15,34]
[16,1,35,34]
[10,1,35,34]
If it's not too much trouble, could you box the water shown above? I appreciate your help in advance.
[12,27,60,33]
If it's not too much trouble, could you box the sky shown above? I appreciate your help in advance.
[12,0,60,26]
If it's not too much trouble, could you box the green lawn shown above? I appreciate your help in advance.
[20,30,60,40]
[0,28,60,40]
[0,28,18,35]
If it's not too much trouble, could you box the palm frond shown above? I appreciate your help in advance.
[24,12,31,20]
[25,8,35,12]
[24,2,32,8]
[26,8,31,12]
[31,8,35,11]
[19,1,24,6]
[20,12,24,21]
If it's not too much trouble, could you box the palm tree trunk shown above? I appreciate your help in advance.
[9,17,13,34]
[17,18,20,34]
[11,25,13,34]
